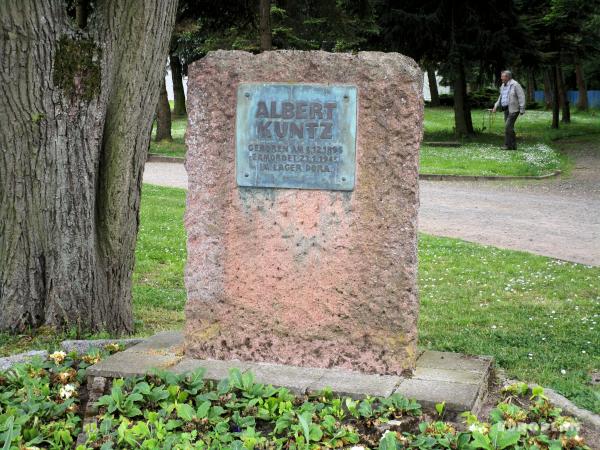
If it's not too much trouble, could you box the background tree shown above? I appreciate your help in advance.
[155,77,173,141]
[426,64,441,107]
[170,52,187,116]
[373,0,525,136]
[0,0,177,333]
[517,0,600,126]
[259,0,272,51]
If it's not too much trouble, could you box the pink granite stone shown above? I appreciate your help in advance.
[184,50,423,375]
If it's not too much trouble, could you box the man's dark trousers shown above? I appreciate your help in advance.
[503,108,520,149]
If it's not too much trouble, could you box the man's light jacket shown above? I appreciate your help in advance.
[494,79,526,114]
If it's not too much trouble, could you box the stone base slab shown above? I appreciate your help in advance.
[87,332,493,414]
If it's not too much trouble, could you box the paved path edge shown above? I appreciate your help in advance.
[148,154,185,163]
[87,332,493,415]
[145,156,562,182]
[419,170,562,181]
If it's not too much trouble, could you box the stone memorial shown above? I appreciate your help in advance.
[184,50,423,375]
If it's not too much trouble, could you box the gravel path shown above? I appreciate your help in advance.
[144,161,188,189]
[143,138,600,266]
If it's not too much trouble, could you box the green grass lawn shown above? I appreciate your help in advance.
[2,185,598,414]
[149,116,187,158]
[424,107,600,144]
[420,142,565,177]
[149,107,599,176]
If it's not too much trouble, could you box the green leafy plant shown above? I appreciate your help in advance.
[0,351,594,450]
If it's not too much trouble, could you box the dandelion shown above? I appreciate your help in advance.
[491,325,497,329]
[59,384,77,399]
[48,351,66,365]
[560,369,566,375]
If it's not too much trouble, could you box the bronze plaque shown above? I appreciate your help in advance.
[236,83,357,190]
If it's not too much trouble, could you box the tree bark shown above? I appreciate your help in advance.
[75,0,88,29]
[155,78,172,141]
[526,70,535,104]
[556,64,570,123]
[575,61,588,111]
[453,60,474,136]
[170,54,187,116]
[427,66,440,106]
[549,66,560,129]
[259,0,272,51]
[543,70,553,110]
[0,0,177,334]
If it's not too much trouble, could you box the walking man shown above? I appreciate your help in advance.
[492,70,525,150]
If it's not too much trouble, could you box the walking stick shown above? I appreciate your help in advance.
[483,108,496,132]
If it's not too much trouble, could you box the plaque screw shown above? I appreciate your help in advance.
[343,95,349,102]
[342,177,347,181]
[244,173,249,177]
[245,92,250,98]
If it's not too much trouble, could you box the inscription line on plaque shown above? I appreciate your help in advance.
[236,83,357,191]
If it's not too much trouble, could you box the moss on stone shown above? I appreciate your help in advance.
[53,35,101,101]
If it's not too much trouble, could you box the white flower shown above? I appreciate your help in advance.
[59,384,77,399]
[468,423,488,434]
[48,351,66,365]
[558,420,580,433]
[350,447,365,450]
[560,369,566,375]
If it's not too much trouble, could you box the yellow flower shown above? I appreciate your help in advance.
[48,351,66,365]
[82,354,101,365]
[104,343,121,353]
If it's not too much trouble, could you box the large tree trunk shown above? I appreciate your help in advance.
[549,66,560,129]
[556,64,570,124]
[155,78,172,141]
[259,0,272,51]
[0,0,177,334]
[75,0,88,28]
[170,54,187,116]
[426,66,440,107]
[453,60,474,136]
[526,70,535,103]
[575,61,588,111]
[543,70,553,110]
